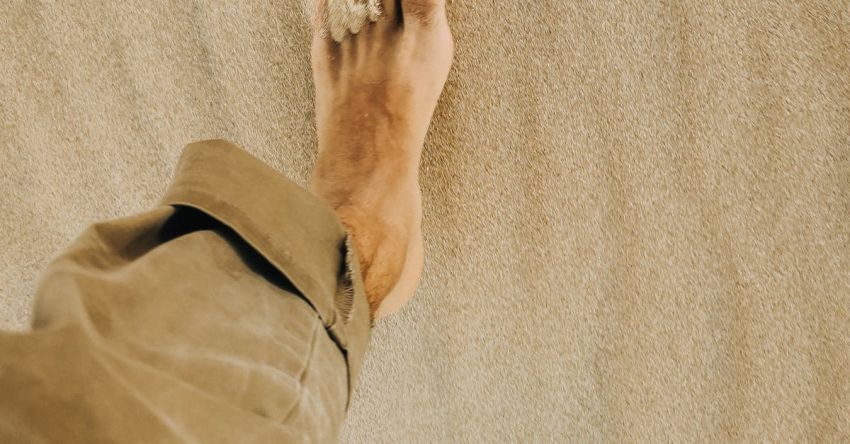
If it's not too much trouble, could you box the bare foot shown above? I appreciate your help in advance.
[308,0,453,321]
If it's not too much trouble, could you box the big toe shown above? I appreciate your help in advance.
[400,0,445,26]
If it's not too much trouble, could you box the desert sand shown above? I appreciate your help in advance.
[1,1,848,442]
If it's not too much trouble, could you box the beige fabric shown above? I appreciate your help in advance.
[0,140,371,443]
[1,1,848,442]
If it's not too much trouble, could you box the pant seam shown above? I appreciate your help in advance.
[279,316,321,425]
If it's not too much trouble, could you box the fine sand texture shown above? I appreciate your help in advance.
[1,1,848,442]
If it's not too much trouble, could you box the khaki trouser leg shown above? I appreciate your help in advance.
[0,140,372,443]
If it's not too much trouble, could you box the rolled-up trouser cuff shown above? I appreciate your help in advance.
[159,139,372,406]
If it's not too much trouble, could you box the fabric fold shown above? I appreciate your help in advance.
[159,139,372,403]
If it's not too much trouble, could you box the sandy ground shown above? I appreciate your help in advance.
[1,1,848,442]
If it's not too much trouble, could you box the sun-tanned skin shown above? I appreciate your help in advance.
[308,0,453,321]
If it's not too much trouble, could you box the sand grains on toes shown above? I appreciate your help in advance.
[307,0,383,42]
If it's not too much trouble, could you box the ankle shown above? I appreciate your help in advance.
[333,198,419,316]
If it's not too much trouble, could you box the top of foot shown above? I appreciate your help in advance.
[308,0,453,321]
